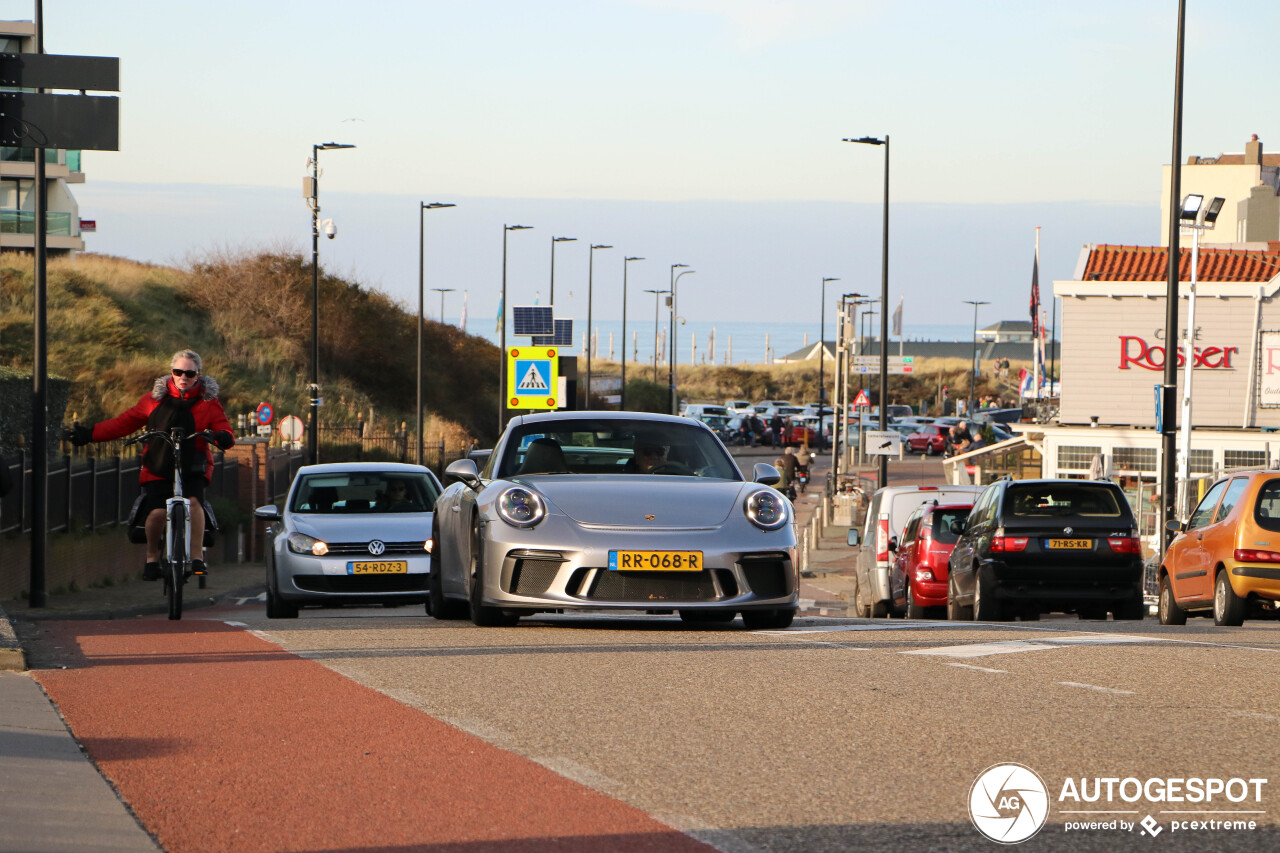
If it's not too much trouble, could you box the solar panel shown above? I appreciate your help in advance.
[512,306,554,336]
[532,319,574,347]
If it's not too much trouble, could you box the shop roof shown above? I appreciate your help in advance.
[1081,243,1280,283]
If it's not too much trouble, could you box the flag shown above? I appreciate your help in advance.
[891,295,903,337]
[495,293,503,334]
[1030,240,1040,338]
[459,290,468,330]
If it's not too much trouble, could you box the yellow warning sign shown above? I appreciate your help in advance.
[506,347,559,410]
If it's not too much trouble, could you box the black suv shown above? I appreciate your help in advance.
[947,478,1145,621]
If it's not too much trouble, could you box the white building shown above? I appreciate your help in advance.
[0,20,87,256]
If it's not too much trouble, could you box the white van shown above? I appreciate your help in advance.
[684,404,730,419]
[847,484,983,617]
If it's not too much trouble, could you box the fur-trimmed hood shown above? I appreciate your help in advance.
[151,375,220,401]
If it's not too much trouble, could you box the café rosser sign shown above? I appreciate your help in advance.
[1118,334,1240,371]
[1054,243,1280,429]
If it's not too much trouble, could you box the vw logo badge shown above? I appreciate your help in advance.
[1063,526,1073,535]
[368,540,386,556]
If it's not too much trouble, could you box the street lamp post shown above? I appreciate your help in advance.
[644,288,669,381]
[431,287,455,322]
[416,201,456,465]
[550,236,576,307]
[308,141,355,466]
[963,300,989,419]
[586,243,613,407]
[668,264,692,414]
[1175,194,1225,515]
[819,277,840,414]
[621,256,644,410]
[844,134,890,488]
[500,224,534,434]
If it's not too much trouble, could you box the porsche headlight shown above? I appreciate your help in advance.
[497,487,545,528]
[287,532,329,556]
[745,489,788,531]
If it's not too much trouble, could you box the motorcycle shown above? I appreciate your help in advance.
[796,466,809,494]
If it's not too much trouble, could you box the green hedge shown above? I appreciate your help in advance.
[0,366,70,456]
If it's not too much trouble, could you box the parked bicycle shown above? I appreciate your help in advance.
[122,427,219,620]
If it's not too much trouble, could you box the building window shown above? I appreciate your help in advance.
[1224,450,1268,470]
[1189,448,1214,475]
[1,178,32,209]
[1058,445,1100,470]
[1113,446,1158,473]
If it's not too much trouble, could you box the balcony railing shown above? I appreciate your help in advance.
[0,148,81,170]
[0,209,75,236]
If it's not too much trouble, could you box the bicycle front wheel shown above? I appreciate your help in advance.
[167,502,188,620]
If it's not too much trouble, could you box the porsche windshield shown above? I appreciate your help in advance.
[498,419,740,480]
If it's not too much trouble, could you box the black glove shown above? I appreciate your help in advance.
[213,431,234,451]
[67,423,94,446]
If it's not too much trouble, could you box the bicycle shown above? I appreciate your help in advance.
[122,427,218,620]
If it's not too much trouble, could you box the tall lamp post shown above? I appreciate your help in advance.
[499,224,534,434]
[550,235,576,306]
[431,287,456,322]
[586,243,613,407]
[819,277,840,413]
[1175,194,1225,515]
[621,256,645,410]
[416,201,455,465]
[844,134,890,488]
[644,288,669,381]
[1160,0,1187,557]
[308,141,355,465]
[668,264,692,413]
[963,300,989,419]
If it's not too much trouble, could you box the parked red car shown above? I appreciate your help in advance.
[889,500,973,618]
[906,423,951,455]
[782,416,820,446]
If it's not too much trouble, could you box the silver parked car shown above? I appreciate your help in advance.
[254,462,443,618]
[430,410,798,628]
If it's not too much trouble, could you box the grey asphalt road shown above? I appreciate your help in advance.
[227,605,1280,853]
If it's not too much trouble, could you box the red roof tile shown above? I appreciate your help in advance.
[1081,244,1280,282]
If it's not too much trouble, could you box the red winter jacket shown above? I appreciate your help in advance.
[92,375,235,484]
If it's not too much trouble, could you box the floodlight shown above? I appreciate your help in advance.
[1203,196,1226,225]
[1179,194,1203,222]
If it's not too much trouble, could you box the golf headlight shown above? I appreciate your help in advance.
[287,532,329,556]
[745,489,789,531]
[497,487,545,528]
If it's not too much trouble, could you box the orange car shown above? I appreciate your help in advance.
[1158,470,1280,626]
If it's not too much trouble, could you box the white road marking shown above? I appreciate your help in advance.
[233,592,267,605]
[222,621,248,627]
[946,662,1007,674]
[904,634,1159,658]
[1057,681,1135,695]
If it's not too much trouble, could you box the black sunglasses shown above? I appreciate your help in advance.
[171,368,199,378]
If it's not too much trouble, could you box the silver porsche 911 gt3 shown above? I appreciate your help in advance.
[429,411,797,628]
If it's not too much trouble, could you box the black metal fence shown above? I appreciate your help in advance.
[0,451,240,536]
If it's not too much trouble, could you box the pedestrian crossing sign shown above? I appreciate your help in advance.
[506,347,559,409]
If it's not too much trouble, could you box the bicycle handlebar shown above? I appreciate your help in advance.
[123,428,217,449]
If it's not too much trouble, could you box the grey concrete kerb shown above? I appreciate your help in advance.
[0,605,25,671]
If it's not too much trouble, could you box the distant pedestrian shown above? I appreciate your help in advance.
[770,413,783,448]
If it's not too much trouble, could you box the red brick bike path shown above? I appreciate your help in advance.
[34,619,716,853]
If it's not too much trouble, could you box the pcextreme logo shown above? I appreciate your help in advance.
[969,763,1050,844]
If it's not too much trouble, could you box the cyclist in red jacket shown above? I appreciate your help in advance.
[70,350,235,580]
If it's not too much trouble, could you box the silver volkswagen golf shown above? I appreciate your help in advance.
[430,411,797,628]
[255,462,443,618]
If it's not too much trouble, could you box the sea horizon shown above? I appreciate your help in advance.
[445,319,1030,365]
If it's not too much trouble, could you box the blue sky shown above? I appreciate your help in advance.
[8,0,1279,332]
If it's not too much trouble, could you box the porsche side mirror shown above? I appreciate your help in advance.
[752,462,781,486]
[446,458,480,489]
